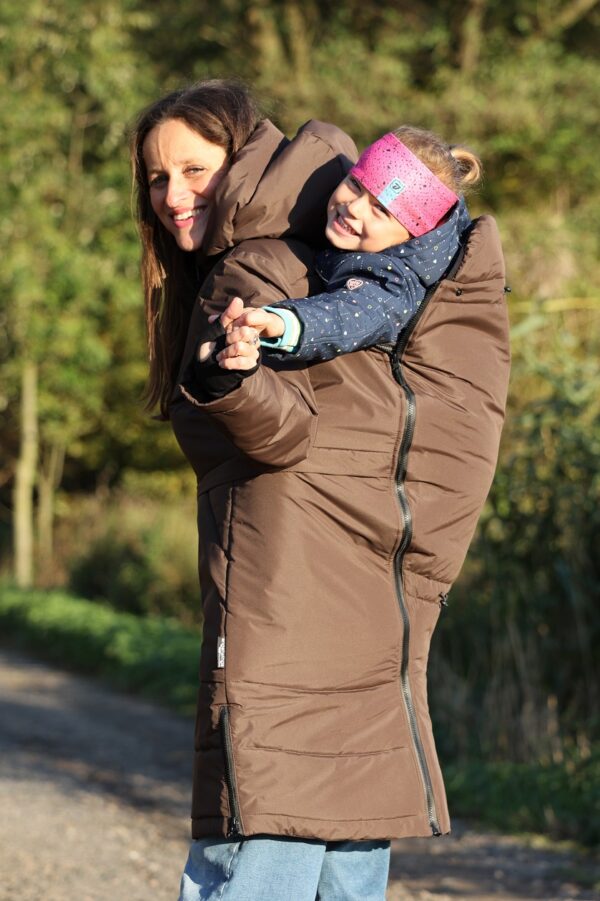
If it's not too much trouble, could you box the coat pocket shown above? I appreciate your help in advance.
[198,484,235,610]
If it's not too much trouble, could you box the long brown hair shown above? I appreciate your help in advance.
[131,79,262,416]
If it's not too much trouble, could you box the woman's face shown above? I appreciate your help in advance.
[143,118,229,252]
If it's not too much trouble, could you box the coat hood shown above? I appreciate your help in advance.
[202,119,357,257]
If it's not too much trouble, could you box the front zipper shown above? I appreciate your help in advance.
[389,285,442,836]
[219,706,243,836]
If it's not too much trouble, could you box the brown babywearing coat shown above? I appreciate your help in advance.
[171,119,511,841]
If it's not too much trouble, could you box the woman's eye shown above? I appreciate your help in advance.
[148,174,166,188]
[185,166,205,176]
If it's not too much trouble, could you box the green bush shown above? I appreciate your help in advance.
[0,586,201,714]
[445,753,600,848]
[69,530,153,614]
[64,492,200,623]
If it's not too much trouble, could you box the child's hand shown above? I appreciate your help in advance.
[196,296,282,367]
[230,304,285,339]
[217,296,246,331]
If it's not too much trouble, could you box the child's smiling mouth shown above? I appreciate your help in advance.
[333,212,359,237]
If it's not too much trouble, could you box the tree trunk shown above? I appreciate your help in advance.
[37,440,66,584]
[459,0,486,74]
[14,359,38,588]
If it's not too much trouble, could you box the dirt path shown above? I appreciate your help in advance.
[0,648,597,901]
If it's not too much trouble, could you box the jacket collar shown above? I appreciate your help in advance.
[202,120,288,256]
[201,119,357,259]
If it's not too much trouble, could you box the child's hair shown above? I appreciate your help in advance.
[393,126,482,195]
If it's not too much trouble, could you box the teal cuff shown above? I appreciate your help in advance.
[260,306,302,353]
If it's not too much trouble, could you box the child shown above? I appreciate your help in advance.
[215,126,481,366]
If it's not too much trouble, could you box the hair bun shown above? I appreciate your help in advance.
[449,146,483,188]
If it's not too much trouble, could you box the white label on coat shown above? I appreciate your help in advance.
[217,637,226,669]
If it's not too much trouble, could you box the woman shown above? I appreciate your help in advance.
[132,80,510,900]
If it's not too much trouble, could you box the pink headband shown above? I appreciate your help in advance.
[349,133,459,237]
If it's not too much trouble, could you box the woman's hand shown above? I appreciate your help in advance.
[198,295,282,369]
[216,329,260,370]
[182,297,260,406]
[196,296,247,363]
[214,297,261,370]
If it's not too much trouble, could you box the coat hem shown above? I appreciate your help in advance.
[191,812,450,841]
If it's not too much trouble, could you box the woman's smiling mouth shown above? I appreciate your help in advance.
[172,207,206,227]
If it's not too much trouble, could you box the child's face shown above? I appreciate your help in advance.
[325,175,411,253]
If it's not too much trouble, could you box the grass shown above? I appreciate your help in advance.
[0,585,201,715]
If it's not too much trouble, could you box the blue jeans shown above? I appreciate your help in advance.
[178,835,391,901]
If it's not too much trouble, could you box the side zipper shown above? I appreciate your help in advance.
[219,706,243,836]
[389,283,442,837]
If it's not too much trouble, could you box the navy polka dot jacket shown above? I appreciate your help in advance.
[271,199,472,361]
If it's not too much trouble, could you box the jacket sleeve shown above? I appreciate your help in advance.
[180,363,318,467]
[175,240,321,468]
[198,238,322,317]
[271,271,421,361]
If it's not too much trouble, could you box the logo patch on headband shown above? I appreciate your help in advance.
[377,178,406,208]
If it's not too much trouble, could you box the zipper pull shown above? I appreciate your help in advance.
[227,816,242,837]
[439,592,449,608]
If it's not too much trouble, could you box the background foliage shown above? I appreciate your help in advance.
[1,0,598,838]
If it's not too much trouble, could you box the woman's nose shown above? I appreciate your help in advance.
[165,175,189,208]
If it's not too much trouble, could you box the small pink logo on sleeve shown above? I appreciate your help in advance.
[345,278,364,290]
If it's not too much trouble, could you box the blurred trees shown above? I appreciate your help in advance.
[0,0,598,763]
[431,304,599,762]
[1,0,161,582]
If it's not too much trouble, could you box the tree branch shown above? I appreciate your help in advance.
[544,0,600,36]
